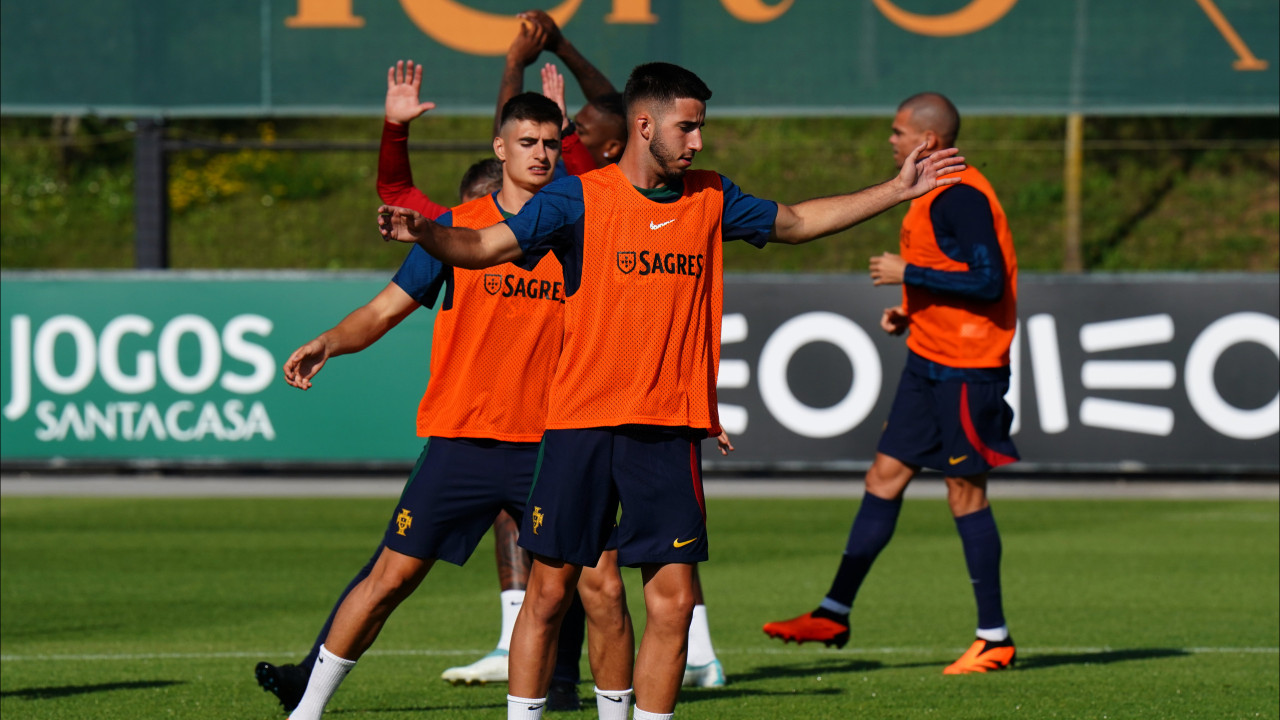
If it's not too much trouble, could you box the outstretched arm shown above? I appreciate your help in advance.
[771,144,965,245]
[493,19,548,137]
[521,9,616,101]
[282,283,418,390]
[378,60,448,218]
[379,206,523,269]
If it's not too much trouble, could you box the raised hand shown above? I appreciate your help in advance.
[540,63,569,129]
[385,60,436,125]
[896,143,965,199]
[519,9,563,52]
[378,205,429,244]
[507,17,547,68]
[282,338,331,390]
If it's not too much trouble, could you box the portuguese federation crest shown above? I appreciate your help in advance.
[484,273,502,295]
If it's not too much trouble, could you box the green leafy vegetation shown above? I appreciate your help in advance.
[2,115,1277,272]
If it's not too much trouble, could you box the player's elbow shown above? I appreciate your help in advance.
[972,276,1003,303]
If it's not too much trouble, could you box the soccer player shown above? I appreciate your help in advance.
[437,20,631,703]
[278,88,637,720]
[762,92,1020,675]
[540,57,729,693]
[378,62,965,720]
[254,61,489,712]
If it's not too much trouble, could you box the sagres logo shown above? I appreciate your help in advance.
[396,508,413,536]
[617,251,636,274]
[484,273,502,295]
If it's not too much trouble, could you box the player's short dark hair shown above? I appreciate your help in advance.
[623,62,712,117]
[500,91,563,130]
[589,91,628,140]
[898,92,961,145]
[458,158,503,201]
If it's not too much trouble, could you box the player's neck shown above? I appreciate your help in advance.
[495,182,537,215]
[616,148,669,190]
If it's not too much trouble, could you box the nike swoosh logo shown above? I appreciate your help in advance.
[603,696,623,703]
[949,455,968,465]
[673,537,698,548]
[649,219,676,230]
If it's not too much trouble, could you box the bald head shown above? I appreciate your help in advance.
[898,92,960,147]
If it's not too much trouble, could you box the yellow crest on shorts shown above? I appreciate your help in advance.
[531,506,544,535]
[395,508,413,536]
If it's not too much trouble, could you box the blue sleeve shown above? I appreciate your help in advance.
[903,185,1004,302]
[390,211,452,308]
[505,176,584,267]
[719,175,778,248]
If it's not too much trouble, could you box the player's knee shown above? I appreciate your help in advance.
[645,586,696,629]
[367,562,428,604]
[580,574,627,619]
[944,479,987,516]
[866,460,912,498]
[525,579,575,619]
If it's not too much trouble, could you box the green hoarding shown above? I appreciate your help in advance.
[2,0,1276,117]
[0,272,435,463]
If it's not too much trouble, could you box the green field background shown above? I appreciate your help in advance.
[2,496,1276,719]
[3,115,1277,274]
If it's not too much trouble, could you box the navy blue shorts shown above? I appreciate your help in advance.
[383,437,539,566]
[520,426,708,568]
[877,358,1019,476]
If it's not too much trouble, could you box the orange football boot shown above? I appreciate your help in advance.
[943,638,1017,674]
[762,611,850,648]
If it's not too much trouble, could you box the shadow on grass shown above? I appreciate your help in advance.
[1,680,184,700]
[706,655,885,681]
[1018,648,1189,670]
[679,686,845,705]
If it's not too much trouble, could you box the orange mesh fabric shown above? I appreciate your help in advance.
[415,195,564,441]
[900,166,1018,368]
[546,164,725,433]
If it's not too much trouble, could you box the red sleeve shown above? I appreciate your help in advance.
[377,119,449,220]
[560,131,598,177]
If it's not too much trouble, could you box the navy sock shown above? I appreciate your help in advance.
[300,542,384,672]
[551,592,586,685]
[954,507,1006,631]
[824,493,903,608]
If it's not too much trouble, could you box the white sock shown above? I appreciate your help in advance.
[633,707,674,720]
[819,597,851,615]
[497,589,525,651]
[685,604,716,666]
[288,644,355,720]
[976,625,1010,642]
[507,694,546,720]
[595,686,633,720]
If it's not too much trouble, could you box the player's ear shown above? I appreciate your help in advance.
[601,138,623,161]
[924,130,941,152]
[493,136,506,161]
[635,113,653,143]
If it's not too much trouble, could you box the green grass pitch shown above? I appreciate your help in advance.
[2,494,1277,719]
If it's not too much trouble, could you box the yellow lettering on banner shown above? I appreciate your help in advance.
[606,0,658,24]
[871,0,1018,37]
[1193,0,1268,70]
[285,0,364,28]
[720,0,794,24]
[398,0,584,55]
